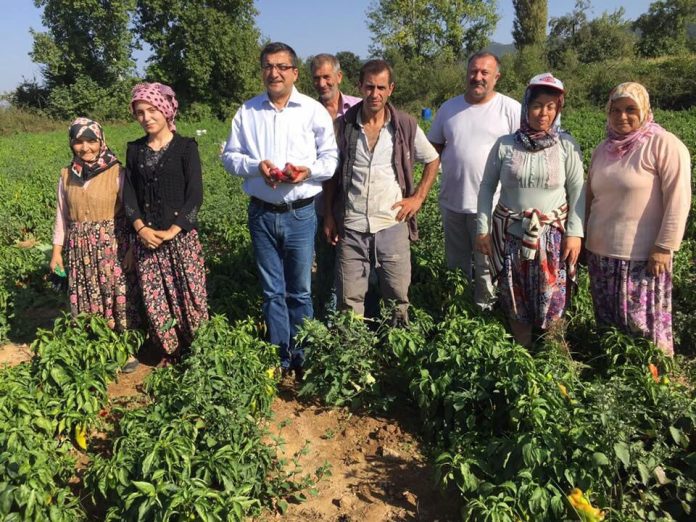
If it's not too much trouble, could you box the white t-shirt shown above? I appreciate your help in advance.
[428,93,520,213]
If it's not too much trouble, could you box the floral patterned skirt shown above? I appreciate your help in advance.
[135,229,208,355]
[587,251,673,356]
[66,219,140,332]
[499,227,569,329]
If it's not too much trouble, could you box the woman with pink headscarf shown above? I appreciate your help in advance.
[586,82,691,356]
[122,82,208,364]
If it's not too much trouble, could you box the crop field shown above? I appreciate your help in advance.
[0,107,695,521]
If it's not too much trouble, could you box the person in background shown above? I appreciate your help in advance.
[310,53,363,318]
[428,51,520,309]
[585,82,691,356]
[323,59,440,325]
[222,42,339,382]
[476,73,584,347]
[50,117,141,371]
[123,82,208,366]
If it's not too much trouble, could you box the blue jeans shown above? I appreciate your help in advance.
[248,200,316,369]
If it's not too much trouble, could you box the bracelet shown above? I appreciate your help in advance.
[135,224,148,234]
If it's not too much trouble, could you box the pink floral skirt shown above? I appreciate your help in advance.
[135,229,208,355]
[67,219,140,332]
[587,251,673,356]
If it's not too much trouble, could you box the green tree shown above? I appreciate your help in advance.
[30,0,136,89]
[335,51,362,94]
[634,0,696,57]
[547,1,635,68]
[135,0,261,117]
[512,0,548,49]
[366,0,498,61]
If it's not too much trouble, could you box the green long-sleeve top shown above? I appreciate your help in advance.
[476,133,586,239]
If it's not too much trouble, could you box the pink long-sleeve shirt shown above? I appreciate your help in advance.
[586,130,691,260]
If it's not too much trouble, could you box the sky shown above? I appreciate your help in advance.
[0,0,654,94]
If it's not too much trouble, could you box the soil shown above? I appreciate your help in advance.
[0,344,460,522]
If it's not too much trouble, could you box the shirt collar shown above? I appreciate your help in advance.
[263,86,301,109]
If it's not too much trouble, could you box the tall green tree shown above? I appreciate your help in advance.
[634,0,696,57]
[366,0,499,61]
[135,0,261,116]
[30,0,136,89]
[512,0,547,49]
[547,1,635,68]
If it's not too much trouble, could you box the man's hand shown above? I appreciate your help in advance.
[647,245,672,276]
[258,160,279,188]
[323,214,340,246]
[392,195,425,221]
[475,233,493,257]
[282,164,310,184]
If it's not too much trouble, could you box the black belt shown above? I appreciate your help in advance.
[251,196,315,213]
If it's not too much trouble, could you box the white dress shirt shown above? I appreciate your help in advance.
[222,87,339,204]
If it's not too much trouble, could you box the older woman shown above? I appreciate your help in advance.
[476,73,585,347]
[585,82,691,356]
[50,118,141,369]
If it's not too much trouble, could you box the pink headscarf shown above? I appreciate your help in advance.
[130,82,179,131]
[604,82,664,159]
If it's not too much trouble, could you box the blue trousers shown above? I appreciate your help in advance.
[248,200,316,369]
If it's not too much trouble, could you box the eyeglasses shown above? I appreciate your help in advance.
[262,63,296,73]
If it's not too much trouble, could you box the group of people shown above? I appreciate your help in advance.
[52,41,691,380]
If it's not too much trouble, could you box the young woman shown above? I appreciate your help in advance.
[50,118,141,370]
[122,82,208,364]
[585,82,691,356]
[476,73,585,347]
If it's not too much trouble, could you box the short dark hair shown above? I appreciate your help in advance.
[260,42,298,68]
[467,51,501,71]
[310,54,340,75]
[359,59,394,84]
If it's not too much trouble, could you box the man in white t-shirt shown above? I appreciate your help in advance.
[428,51,520,309]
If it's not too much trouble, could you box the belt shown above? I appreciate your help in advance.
[251,196,315,213]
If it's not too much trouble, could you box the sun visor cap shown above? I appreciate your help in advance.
[527,73,565,93]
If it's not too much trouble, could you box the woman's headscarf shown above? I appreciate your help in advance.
[130,82,179,132]
[604,82,664,159]
[68,117,119,184]
[514,72,565,152]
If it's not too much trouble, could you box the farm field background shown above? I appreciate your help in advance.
[0,107,695,520]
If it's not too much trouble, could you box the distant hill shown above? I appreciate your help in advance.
[485,42,516,57]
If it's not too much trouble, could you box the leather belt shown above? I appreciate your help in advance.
[251,196,315,213]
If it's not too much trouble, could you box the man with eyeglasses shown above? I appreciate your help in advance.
[222,42,338,382]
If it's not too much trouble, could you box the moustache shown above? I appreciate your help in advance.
[470,80,486,87]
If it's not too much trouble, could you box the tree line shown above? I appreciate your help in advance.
[8,0,696,121]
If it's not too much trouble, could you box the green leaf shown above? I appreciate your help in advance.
[132,481,156,497]
[614,442,630,468]
[592,452,610,467]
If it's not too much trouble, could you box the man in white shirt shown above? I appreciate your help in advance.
[222,42,339,381]
[428,51,520,309]
[324,60,440,324]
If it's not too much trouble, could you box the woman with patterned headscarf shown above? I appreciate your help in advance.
[476,73,585,347]
[585,82,691,356]
[122,82,208,365]
[50,118,141,366]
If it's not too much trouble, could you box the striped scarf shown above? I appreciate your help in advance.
[490,202,569,281]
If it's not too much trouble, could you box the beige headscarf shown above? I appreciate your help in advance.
[604,82,664,159]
